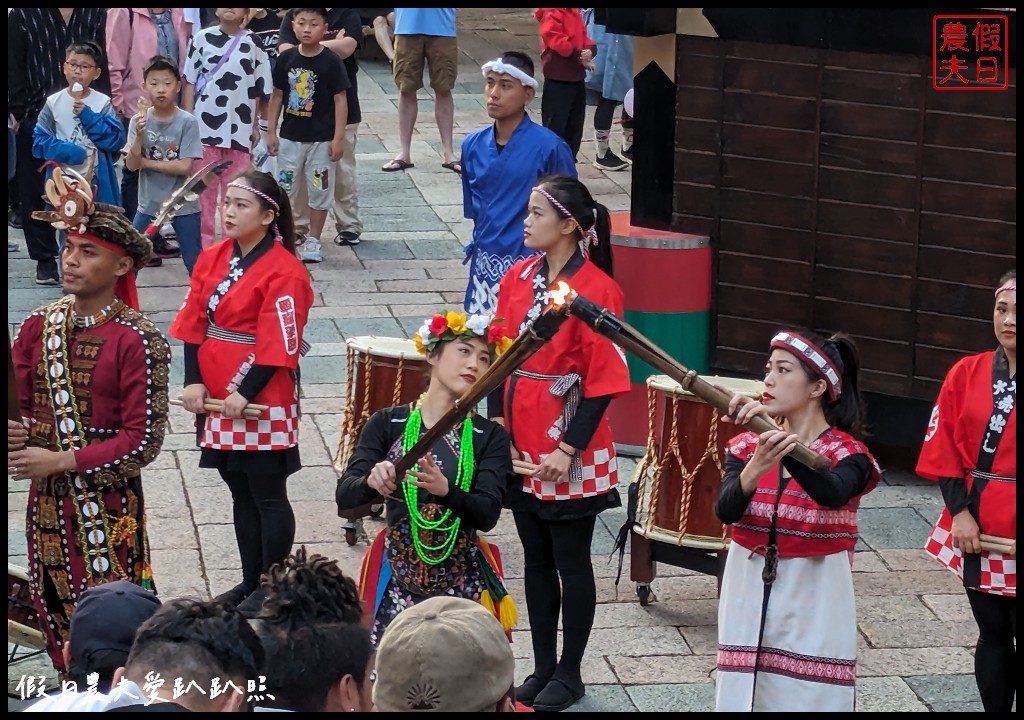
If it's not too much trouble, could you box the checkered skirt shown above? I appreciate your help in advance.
[201,404,300,451]
[925,509,1016,597]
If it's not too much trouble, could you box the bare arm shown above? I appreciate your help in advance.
[182,82,195,113]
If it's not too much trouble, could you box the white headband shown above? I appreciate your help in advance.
[771,332,842,402]
[481,58,538,89]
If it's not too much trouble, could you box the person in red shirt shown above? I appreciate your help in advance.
[917,269,1016,712]
[534,8,596,162]
[490,174,629,711]
[714,329,880,711]
[170,169,314,617]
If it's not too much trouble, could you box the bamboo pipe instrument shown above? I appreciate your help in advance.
[561,287,834,474]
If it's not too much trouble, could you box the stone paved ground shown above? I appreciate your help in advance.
[8,9,989,712]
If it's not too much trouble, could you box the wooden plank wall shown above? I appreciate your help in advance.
[673,36,1017,402]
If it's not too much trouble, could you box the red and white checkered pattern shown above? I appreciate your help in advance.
[925,511,1016,597]
[201,404,300,451]
[519,446,618,501]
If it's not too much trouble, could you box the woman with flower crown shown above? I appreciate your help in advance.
[335,310,517,645]
[489,174,630,712]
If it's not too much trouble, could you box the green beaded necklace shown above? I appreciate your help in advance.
[401,400,476,565]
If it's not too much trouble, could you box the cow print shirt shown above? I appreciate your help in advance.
[185,27,273,152]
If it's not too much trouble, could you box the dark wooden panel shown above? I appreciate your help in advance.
[925,81,1017,117]
[717,315,801,353]
[678,50,723,89]
[822,48,924,75]
[675,150,719,186]
[821,67,922,108]
[719,220,814,262]
[722,91,817,130]
[677,86,722,122]
[924,113,1017,153]
[717,251,811,291]
[817,234,916,275]
[721,156,815,197]
[915,345,990,387]
[817,201,918,243]
[922,146,1017,187]
[916,278,1000,320]
[676,118,721,154]
[815,298,913,342]
[919,214,1016,256]
[820,102,920,141]
[818,167,918,208]
[727,39,819,65]
[917,247,1016,286]
[724,57,819,97]
[819,134,920,176]
[712,347,765,377]
[862,369,912,397]
[840,336,912,381]
[672,213,716,236]
[911,376,944,402]
[921,180,1017,223]
[717,284,808,322]
[674,182,718,219]
[722,123,816,163]
[814,268,914,309]
[916,312,993,353]
[719,188,814,228]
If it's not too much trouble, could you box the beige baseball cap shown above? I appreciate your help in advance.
[373,596,515,712]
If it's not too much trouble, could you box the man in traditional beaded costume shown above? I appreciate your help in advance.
[8,167,170,673]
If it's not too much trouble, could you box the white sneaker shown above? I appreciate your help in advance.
[300,238,323,263]
[159,222,176,238]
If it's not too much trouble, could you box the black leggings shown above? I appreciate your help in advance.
[220,470,296,589]
[966,588,1017,712]
[594,96,619,132]
[541,79,587,160]
[513,511,597,687]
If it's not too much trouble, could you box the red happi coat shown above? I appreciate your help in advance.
[170,237,314,451]
[727,429,881,558]
[917,350,1016,596]
[495,254,630,501]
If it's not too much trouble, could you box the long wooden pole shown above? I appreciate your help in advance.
[566,291,834,474]
[337,302,574,517]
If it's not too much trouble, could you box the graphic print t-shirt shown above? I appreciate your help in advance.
[272,47,350,143]
[126,107,205,216]
[184,27,272,151]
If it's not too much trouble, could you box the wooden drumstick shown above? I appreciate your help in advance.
[979,534,1015,554]
[170,398,267,419]
[513,459,539,476]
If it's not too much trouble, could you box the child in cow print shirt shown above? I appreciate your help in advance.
[183,8,272,248]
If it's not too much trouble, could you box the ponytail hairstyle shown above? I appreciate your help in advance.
[775,327,868,439]
[534,174,614,278]
[232,169,298,256]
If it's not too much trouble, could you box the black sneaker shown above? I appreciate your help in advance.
[335,231,361,246]
[35,259,60,286]
[594,150,629,172]
[152,238,181,258]
[621,144,633,161]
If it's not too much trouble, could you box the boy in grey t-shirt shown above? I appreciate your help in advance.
[124,55,204,273]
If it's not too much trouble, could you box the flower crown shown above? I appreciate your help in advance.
[413,311,513,357]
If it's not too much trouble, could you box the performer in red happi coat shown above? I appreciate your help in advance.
[489,174,629,712]
[170,169,313,616]
[917,269,1016,712]
[8,169,169,672]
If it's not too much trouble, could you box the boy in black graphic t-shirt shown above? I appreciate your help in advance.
[266,8,349,263]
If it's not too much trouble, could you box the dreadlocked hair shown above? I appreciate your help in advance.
[259,546,362,628]
[87,202,153,268]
